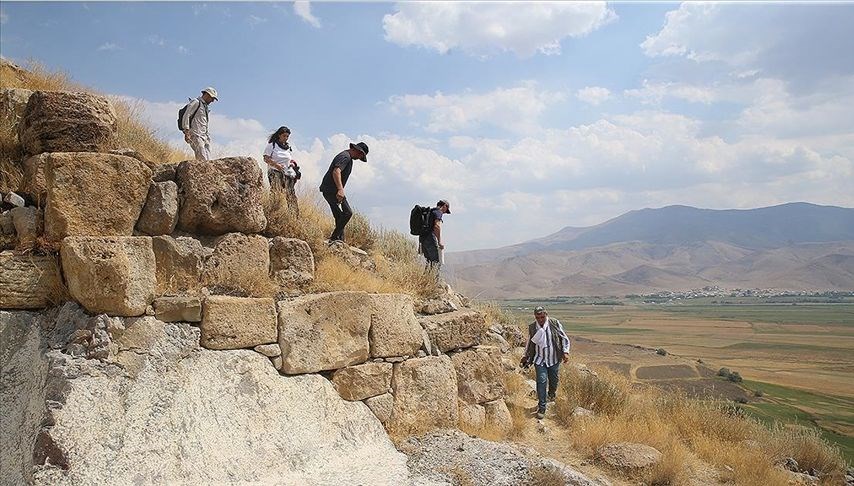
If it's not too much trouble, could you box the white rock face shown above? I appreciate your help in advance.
[23,316,409,485]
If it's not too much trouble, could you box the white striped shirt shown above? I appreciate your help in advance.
[532,319,571,367]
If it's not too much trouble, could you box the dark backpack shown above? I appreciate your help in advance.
[409,205,433,236]
[177,98,201,131]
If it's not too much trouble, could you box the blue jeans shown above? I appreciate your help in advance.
[535,363,560,413]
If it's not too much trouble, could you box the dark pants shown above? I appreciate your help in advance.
[535,362,560,413]
[322,192,352,241]
[419,233,440,264]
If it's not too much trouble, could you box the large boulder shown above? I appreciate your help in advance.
[151,236,207,294]
[277,291,372,374]
[483,399,513,436]
[135,181,178,236]
[202,233,271,295]
[269,236,314,287]
[60,237,155,316]
[175,157,266,235]
[388,355,459,434]
[331,362,393,401]
[43,152,151,241]
[200,296,277,350]
[15,316,409,485]
[369,293,423,358]
[18,91,117,156]
[451,346,504,404]
[418,309,487,353]
[0,252,62,309]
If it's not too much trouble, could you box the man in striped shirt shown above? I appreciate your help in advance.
[521,306,571,419]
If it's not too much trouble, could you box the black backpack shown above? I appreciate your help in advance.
[177,98,201,131]
[409,205,433,236]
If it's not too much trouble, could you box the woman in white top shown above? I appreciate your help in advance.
[263,126,300,216]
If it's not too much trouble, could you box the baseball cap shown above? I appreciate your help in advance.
[534,306,546,314]
[437,199,451,214]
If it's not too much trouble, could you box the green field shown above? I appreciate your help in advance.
[499,298,854,463]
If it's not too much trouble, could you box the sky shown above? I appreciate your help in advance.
[1,2,853,251]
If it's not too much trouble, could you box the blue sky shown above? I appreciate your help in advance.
[2,2,853,251]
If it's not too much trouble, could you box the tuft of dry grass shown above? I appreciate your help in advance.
[202,264,279,298]
[524,464,566,486]
[473,300,518,329]
[545,364,847,485]
[264,190,333,259]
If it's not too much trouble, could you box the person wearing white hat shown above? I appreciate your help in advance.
[181,87,218,161]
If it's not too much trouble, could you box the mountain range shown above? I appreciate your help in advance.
[444,203,854,298]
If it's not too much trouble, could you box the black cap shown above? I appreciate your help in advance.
[349,142,369,161]
[437,199,451,214]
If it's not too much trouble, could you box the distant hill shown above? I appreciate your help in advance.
[445,203,854,298]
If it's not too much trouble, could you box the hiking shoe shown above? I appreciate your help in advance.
[536,411,545,420]
[547,395,556,403]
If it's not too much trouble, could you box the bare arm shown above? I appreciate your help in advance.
[332,168,344,201]
[433,219,443,249]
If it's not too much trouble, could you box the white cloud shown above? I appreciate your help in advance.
[624,79,717,105]
[388,82,566,134]
[97,42,121,52]
[177,45,190,55]
[382,2,616,57]
[293,1,321,28]
[576,86,611,105]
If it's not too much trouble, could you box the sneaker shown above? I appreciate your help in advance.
[547,395,556,403]
[536,411,545,420]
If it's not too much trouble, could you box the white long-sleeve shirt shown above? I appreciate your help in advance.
[181,97,210,141]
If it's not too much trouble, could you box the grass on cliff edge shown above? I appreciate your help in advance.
[500,364,847,485]
[1,59,187,193]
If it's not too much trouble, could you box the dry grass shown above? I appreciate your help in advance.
[264,190,333,258]
[1,59,186,193]
[545,365,847,485]
[473,300,517,329]
[503,371,534,440]
[524,464,567,486]
[202,264,279,298]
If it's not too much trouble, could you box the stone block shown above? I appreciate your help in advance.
[175,157,266,235]
[43,152,151,241]
[151,236,206,294]
[202,233,270,294]
[200,296,277,350]
[388,355,458,434]
[60,236,155,316]
[369,293,423,358]
[269,236,314,287]
[451,346,504,404]
[0,251,62,309]
[136,181,178,236]
[331,362,393,401]
[153,296,201,322]
[418,309,487,353]
[276,291,372,374]
[364,393,393,425]
[18,91,117,155]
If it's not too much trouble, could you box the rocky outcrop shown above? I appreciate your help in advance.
[1,310,410,485]
[597,442,662,470]
[418,309,487,353]
[369,293,423,358]
[331,362,393,401]
[151,236,207,294]
[200,296,277,350]
[388,356,459,434]
[135,181,178,236]
[60,236,155,316]
[277,292,372,374]
[202,233,270,294]
[0,252,61,309]
[269,236,314,287]
[175,158,267,235]
[18,91,118,156]
[43,152,151,241]
[451,346,504,404]
[404,429,603,486]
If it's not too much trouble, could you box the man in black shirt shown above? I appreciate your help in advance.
[420,199,451,267]
[319,142,369,242]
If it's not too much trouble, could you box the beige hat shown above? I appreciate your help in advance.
[202,87,218,100]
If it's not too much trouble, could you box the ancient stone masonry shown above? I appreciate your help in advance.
[0,86,524,484]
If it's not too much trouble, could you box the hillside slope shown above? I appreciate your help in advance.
[446,203,854,298]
